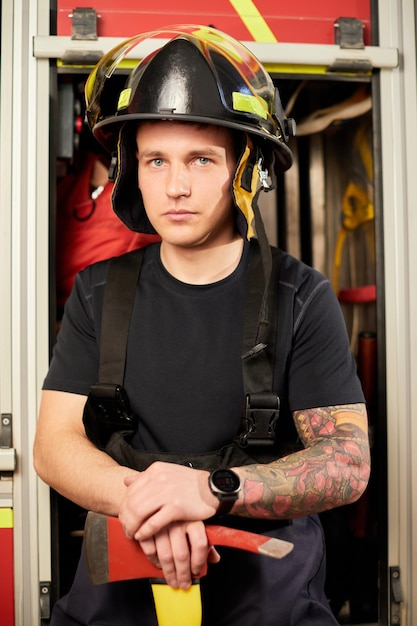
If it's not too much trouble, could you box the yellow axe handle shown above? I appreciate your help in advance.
[151,581,202,626]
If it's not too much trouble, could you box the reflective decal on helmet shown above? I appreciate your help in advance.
[118,88,132,110]
[232,92,268,120]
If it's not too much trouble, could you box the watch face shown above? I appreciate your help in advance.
[211,469,240,493]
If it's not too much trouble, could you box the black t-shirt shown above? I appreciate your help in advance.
[44,241,364,454]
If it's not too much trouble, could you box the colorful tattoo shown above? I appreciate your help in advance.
[239,403,371,519]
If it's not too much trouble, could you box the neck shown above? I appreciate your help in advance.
[160,236,245,284]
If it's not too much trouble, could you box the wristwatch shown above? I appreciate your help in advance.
[208,468,241,516]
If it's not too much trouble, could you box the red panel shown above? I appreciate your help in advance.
[56,1,371,44]
[0,527,15,626]
[255,0,370,20]
[56,1,253,39]
[255,16,371,46]
[254,0,371,44]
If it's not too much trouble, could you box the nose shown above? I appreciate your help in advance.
[166,163,191,198]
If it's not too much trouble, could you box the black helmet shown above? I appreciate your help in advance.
[85,25,295,237]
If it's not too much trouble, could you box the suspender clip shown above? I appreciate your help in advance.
[237,392,280,448]
[82,383,137,449]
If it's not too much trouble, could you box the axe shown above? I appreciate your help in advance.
[84,511,293,626]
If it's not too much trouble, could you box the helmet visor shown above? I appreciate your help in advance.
[86,25,281,141]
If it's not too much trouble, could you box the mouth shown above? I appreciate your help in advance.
[163,209,196,222]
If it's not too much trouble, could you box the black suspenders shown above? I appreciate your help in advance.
[240,241,281,447]
[99,248,145,385]
[82,249,144,448]
[83,241,281,451]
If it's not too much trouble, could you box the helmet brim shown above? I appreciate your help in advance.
[94,113,293,174]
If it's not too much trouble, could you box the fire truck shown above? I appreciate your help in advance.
[0,1,416,624]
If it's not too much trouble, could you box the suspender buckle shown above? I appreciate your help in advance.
[237,392,280,448]
[82,383,137,449]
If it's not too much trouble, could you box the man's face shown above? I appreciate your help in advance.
[136,121,237,249]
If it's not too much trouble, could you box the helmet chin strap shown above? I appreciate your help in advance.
[257,157,273,192]
[251,176,274,347]
[233,136,275,347]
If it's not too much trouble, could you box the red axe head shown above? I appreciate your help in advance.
[84,512,294,585]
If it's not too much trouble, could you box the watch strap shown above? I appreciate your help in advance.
[215,497,236,517]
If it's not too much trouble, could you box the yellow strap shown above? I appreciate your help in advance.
[332,184,374,294]
[151,582,202,626]
[341,182,374,230]
[233,137,259,239]
[354,123,373,182]
[332,228,348,294]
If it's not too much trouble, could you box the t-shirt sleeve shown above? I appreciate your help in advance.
[42,269,102,396]
[286,275,365,411]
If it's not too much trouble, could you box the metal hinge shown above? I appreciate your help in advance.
[0,414,16,473]
[330,17,372,73]
[60,7,104,64]
[390,566,403,624]
[334,17,365,49]
[40,581,51,621]
[1,413,16,508]
[70,7,98,41]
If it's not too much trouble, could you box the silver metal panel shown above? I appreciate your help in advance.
[32,35,399,69]
[0,449,17,472]
[378,0,417,623]
[1,0,52,624]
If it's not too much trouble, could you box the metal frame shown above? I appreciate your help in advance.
[33,34,398,69]
[3,0,417,623]
[378,0,417,623]
[0,0,51,624]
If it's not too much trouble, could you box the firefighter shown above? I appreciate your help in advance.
[34,25,370,625]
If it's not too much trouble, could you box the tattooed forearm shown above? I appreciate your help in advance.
[235,403,371,520]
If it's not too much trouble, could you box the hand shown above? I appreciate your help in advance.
[119,461,219,543]
[139,520,220,588]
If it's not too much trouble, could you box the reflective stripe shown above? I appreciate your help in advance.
[228,0,277,42]
[0,508,13,528]
[232,92,268,119]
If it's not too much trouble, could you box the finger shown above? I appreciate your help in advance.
[134,507,172,542]
[186,522,210,578]
[207,545,221,564]
[154,530,182,589]
[120,484,160,539]
[138,537,161,569]
[167,525,198,589]
[119,508,147,540]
